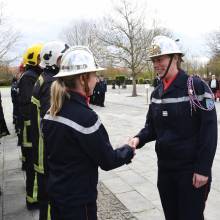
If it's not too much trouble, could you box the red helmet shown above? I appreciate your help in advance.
[19,62,25,73]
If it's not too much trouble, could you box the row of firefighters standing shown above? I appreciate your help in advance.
[9,35,217,220]
[12,42,70,220]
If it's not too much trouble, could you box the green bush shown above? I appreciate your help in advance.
[139,78,145,84]
[115,75,126,85]
[125,79,132,85]
[0,80,11,86]
[107,79,114,85]
[0,72,12,86]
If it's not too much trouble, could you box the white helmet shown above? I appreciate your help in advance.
[39,41,69,68]
[54,46,105,78]
[148,35,183,58]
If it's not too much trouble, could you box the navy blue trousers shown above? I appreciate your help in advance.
[50,202,97,220]
[157,171,210,220]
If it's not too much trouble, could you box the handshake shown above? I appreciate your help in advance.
[127,137,140,151]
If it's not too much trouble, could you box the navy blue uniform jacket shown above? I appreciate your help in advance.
[31,69,56,174]
[17,66,41,120]
[42,92,134,207]
[136,70,217,177]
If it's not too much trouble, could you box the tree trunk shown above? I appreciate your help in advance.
[132,76,137,96]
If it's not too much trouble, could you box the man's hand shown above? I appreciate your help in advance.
[127,137,140,150]
[192,173,209,188]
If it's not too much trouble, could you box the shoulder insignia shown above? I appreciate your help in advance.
[206,98,215,109]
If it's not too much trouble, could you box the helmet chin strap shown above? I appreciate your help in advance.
[160,54,174,80]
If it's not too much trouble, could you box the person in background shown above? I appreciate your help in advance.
[89,80,98,105]
[96,75,107,107]
[0,91,10,196]
[0,92,10,139]
[90,75,107,107]
[11,63,24,133]
[208,74,219,101]
[152,73,161,88]
[129,35,217,220]
[42,46,135,220]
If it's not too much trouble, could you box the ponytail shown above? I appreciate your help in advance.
[49,79,68,117]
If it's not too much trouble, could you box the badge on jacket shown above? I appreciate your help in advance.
[206,99,215,109]
[162,111,168,116]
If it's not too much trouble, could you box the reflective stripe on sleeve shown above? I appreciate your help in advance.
[44,114,102,134]
[152,92,213,104]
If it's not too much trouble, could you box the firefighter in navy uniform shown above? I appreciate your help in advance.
[0,92,10,138]
[42,46,135,220]
[15,63,25,144]
[11,76,18,125]
[11,63,24,134]
[129,36,217,220]
[30,41,69,220]
[96,75,107,107]
[16,63,26,149]
[89,82,97,105]
[17,43,43,210]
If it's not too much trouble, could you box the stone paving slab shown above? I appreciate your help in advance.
[97,182,137,220]
[0,87,137,220]
[1,85,220,220]
[95,85,220,220]
[0,132,137,220]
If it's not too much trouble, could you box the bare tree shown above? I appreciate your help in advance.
[206,29,220,57]
[60,0,171,96]
[0,1,21,64]
[60,19,108,67]
[96,0,171,96]
[61,20,95,46]
[206,29,220,77]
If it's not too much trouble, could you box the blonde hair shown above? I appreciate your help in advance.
[49,79,67,117]
[49,73,91,117]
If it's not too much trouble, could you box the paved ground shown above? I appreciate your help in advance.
[1,85,220,220]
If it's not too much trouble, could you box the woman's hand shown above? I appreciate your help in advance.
[192,173,209,188]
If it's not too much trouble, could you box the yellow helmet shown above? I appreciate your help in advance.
[23,43,43,66]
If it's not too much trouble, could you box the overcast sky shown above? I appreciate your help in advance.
[4,0,220,65]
